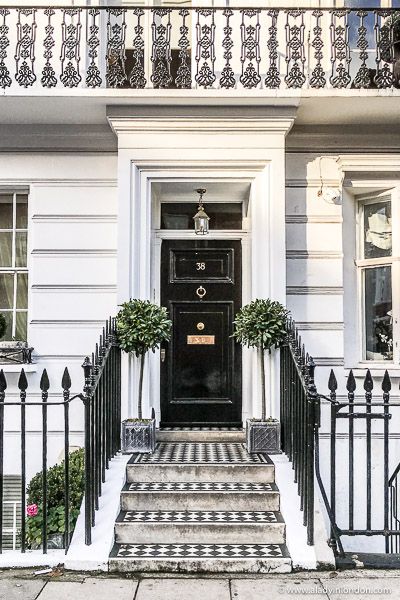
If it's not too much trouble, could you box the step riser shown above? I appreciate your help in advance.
[109,556,291,574]
[126,464,275,484]
[115,522,285,545]
[157,431,245,443]
[121,491,280,512]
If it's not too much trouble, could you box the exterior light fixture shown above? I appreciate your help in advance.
[193,188,210,235]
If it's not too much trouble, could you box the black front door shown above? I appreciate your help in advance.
[160,239,242,427]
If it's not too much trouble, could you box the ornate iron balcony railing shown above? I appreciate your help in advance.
[0,6,399,91]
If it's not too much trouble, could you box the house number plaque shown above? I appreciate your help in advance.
[187,335,215,345]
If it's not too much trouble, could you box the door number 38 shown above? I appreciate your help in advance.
[196,262,206,271]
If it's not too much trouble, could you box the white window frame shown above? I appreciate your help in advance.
[355,190,400,365]
[0,192,28,342]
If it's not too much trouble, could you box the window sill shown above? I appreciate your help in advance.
[0,364,37,373]
[344,363,400,378]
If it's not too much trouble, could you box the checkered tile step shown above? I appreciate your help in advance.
[132,442,268,464]
[159,427,242,432]
[113,543,287,559]
[119,510,279,523]
[126,482,275,492]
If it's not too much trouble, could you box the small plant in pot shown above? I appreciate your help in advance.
[233,298,289,454]
[116,299,172,454]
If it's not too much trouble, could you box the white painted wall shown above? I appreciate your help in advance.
[0,154,118,479]
[285,149,400,553]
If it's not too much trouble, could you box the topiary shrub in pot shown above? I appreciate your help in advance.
[233,298,289,454]
[117,299,172,454]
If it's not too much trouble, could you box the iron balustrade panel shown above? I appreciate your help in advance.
[0,316,121,553]
[0,7,398,90]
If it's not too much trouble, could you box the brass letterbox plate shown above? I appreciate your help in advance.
[187,335,215,345]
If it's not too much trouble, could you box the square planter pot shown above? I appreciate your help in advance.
[122,418,156,454]
[246,418,281,454]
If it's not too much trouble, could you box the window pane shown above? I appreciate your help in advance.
[15,232,27,267]
[0,196,13,230]
[161,202,242,230]
[365,266,392,361]
[0,232,12,267]
[16,273,27,309]
[15,312,27,341]
[16,196,27,229]
[0,312,12,341]
[364,200,392,259]
[0,274,14,310]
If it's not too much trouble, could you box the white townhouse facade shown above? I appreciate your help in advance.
[0,0,399,572]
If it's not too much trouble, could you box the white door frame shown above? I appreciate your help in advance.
[116,164,286,424]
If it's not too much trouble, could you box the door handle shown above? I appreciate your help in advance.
[161,349,166,363]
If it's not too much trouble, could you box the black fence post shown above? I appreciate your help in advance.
[82,356,93,546]
[0,370,6,554]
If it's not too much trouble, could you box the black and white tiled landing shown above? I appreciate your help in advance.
[126,481,276,492]
[118,510,281,524]
[112,543,288,559]
[132,442,270,464]
[159,427,242,431]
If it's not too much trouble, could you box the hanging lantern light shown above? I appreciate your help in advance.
[193,188,210,235]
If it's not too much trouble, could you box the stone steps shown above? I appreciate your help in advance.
[120,481,280,511]
[114,509,286,544]
[109,441,291,574]
[109,543,291,574]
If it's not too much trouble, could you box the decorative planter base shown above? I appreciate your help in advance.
[246,419,281,454]
[122,418,156,454]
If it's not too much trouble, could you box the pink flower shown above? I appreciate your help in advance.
[26,504,38,517]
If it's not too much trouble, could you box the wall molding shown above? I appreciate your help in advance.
[286,250,343,260]
[285,215,343,224]
[287,286,343,295]
[31,284,117,293]
[296,322,344,330]
[31,249,117,257]
[32,214,117,223]
[30,320,105,328]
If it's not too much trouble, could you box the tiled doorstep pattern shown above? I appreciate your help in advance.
[126,481,275,492]
[133,442,269,464]
[159,427,242,431]
[112,543,288,559]
[119,510,280,523]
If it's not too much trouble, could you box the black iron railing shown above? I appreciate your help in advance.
[281,317,400,556]
[280,319,319,546]
[81,318,121,546]
[0,7,399,90]
[0,316,121,553]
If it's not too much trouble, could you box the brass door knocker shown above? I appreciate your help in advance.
[196,286,206,300]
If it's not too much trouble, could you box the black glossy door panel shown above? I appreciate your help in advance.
[160,240,242,426]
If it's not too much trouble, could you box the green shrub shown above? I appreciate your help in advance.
[25,448,84,548]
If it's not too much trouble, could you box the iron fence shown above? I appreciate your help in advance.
[0,316,121,554]
[0,7,399,90]
[281,317,400,556]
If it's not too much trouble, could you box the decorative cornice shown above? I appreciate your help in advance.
[107,115,296,137]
